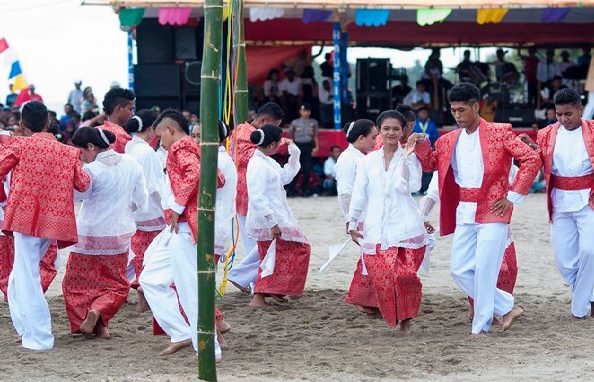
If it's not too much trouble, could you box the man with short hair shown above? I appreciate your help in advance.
[67,81,83,114]
[287,102,319,197]
[98,87,135,153]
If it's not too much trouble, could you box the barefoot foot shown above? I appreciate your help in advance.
[249,294,270,309]
[80,309,100,335]
[15,336,22,344]
[218,319,231,334]
[160,339,192,356]
[502,305,524,331]
[95,323,111,340]
[469,331,487,339]
[136,288,150,313]
[399,318,412,333]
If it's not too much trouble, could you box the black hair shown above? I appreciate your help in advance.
[82,110,97,122]
[376,110,407,129]
[218,120,230,143]
[125,109,157,135]
[330,145,341,152]
[344,119,376,143]
[449,82,481,104]
[154,108,189,135]
[249,123,282,147]
[300,102,312,111]
[267,69,280,80]
[551,75,563,82]
[72,126,116,149]
[554,88,582,107]
[395,104,416,123]
[416,80,425,87]
[102,87,135,115]
[65,103,73,109]
[21,101,48,133]
[257,102,284,122]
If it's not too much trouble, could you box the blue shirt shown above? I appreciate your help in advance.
[413,119,439,147]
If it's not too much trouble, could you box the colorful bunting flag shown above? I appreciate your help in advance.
[9,61,22,79]
[0,37,28,91]
[159,7,192,26]
[354,9,391,27]
[477,9,508,24]
[0,38,8,54]
[12,74,28,91]
[249,7,284,22]
[303,9,333,24]
[417,8,452,26]
[541,8,571,23]
[119,8,145,27]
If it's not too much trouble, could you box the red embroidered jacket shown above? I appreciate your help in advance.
[98,120,131,154]
[0,133,91,247]
[418,119,541,236]
[229,122,256,216]
[167,136,225,243]
[536,120,594,221]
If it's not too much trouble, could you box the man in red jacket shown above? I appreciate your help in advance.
[0,101,90,350]
[96,87,134,153]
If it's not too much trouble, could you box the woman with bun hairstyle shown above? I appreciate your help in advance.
[124,110,167,312]
[62,126,148,339]
[348,110,427,332]
[246,124,310,308]
[334,119,380,315]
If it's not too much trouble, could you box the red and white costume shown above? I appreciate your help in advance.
[247,144,311,297]
[139,136,224,358]
[348,147,427,327]
[125,135,167,288]
[98,120,131,154]
[419,119,540,334]
[62,150,147,334]
[334,144,378,309]
[0,132,91,350]
[215,146,238,259]
[537,121,594,317]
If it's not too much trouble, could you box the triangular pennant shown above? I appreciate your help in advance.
[541,8,571,23]
[417,8,452,26]
[119,8,145,27]
[12,74,28,91]
[8,61,22,79]
[354,9,391,27]
[0,38,8,54]
[477,9,508,24]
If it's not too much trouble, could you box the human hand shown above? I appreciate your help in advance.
[271,225,282,240]
[424,221,435,234]
[349,230,363,246]
[169,212,180,234]
[518,133,538,151]
[491,198,512,216]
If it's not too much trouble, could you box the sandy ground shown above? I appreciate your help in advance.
[1,193,593,381]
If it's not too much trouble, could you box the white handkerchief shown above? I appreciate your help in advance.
[320,238,351,273]
[260,239,277,278]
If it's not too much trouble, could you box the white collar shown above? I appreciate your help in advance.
[96,149,117,160]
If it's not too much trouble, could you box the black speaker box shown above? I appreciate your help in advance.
[134,64,181,97]
[183,61,202,94]
[135,97,182,111]
[174,27,198,60]
[495,107,535,126]
[357,59,390,93]
[136,19,173,64]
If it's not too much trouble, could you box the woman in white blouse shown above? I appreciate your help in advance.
[62,127,148,339]
[246,124,310,308]
[348,110,427,332]
[124,110,167,312]
[334,119,380,315]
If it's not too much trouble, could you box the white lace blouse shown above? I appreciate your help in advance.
[335,144,365,220]
[73,150,148,255]
[246,144,307,244]
[215,146,238,256]
[125,135,167,231]
[348,147,427,255]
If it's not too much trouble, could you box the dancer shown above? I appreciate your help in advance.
[97,87,135,153]
[139,109,224,357]
[419,83,540,336]
[334,119,380,315]
[124,110,167,312]
[246,124,311,308]
[228,102,284,294]
[0,101,91,350]
[523,88,594,318]
[62,127,148,339]
[348,110,427,332]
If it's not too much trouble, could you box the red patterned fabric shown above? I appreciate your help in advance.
[166,136,225,243]
[62,252,129,333]
[345,258,378,308]
[459,187,482,202]
[99,121,131,154]
[468,242,518,314]
[537,120,594,221]
[229,123,256,216]
[364,245,425,327]
[130,230,161,289]
[0,177,6,203]
[254,239,310,297]
[434,119,541,235]
[550,174,594,191]
[0,133,91,248]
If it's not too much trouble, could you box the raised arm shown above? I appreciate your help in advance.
[279,140,301,185]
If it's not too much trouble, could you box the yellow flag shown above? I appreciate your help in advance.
[12,74,28,91]
[477,8,508,24]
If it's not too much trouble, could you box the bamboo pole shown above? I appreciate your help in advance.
[198,0,223,380]
[233,0,249,125]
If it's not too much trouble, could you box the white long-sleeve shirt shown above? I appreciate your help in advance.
[215,146,238,256]
[74,150,148,255]
[349,147,426,255]
[335,144,364,220]
[246,144,307,243]
[125,135,167,231]
[551,126,593,213]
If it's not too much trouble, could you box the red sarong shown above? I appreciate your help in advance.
[130,230,161,289]
[255,239,310,297]
[345,258,378,308]
[364,245,425,327]
[62,252,129,333]
[0,236,58,302]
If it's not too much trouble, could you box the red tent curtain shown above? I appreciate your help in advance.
[246,45,311,85]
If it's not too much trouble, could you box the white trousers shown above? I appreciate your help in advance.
[8,232,53,350]
[451,223,514,334]
[139,224,220,358]
[551,205,594,318]
[227,214,260,290]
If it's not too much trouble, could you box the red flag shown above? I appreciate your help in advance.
[0,38,8,54]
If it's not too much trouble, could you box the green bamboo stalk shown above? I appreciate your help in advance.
[198,0,223,380]
[233,0,249,125]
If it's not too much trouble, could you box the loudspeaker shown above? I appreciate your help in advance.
[495,107,535,126]
[357,59,390,93]
[136,19,173,64]
[183,61,202,94]
[134,64,180,97]
[356,94,391,120]
[174,27,198,60]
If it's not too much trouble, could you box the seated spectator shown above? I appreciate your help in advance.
[413,107,439,148]
[536,106,557,129]
[318,78,334,129]
[403,81,431,110]
[80,86,99,115]
[263,69,281,103]
[391,75,412,108]
[540,76,567,106]
[323,146,341,196]
[280,68,302,122]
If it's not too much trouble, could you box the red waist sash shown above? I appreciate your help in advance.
[459,187,482,203]
[550,173,594,191]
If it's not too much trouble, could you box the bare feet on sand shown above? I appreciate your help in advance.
[80,309,100,334]
[470,331,487,339]
[502,306,524,331]
[249,294,271,308]
[399,319,412,333]
[492,316,503,326]
[219,319,231,334]
[355,305,375,314]
[160,339,192,356]
[15,336,22,344]
[136,288,150,313]
[271,295,288,303]
[95,322,111,340]
[230,280,250,294]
